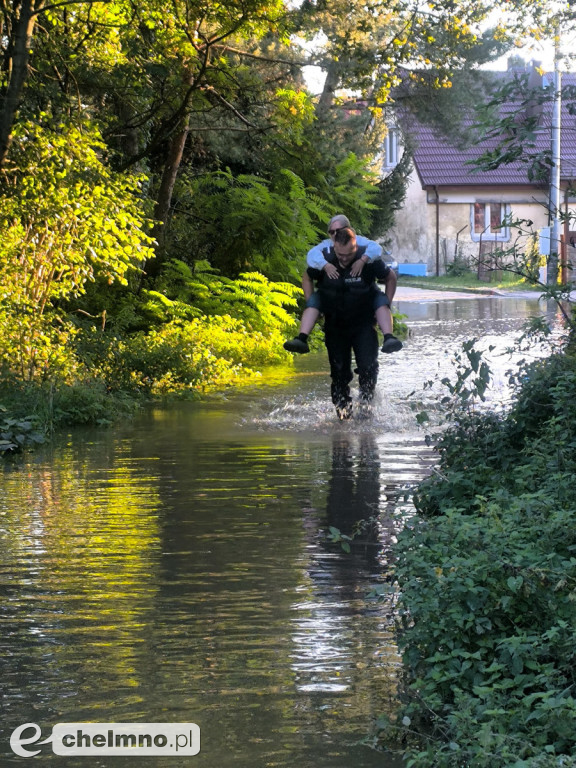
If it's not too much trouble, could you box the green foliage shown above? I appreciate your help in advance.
[48,381,139,427]
[0,312,80,383]
[80,314,290,396]
[0,119,154,380]
[369,145,413,239]
[68,264,298,396]
[0,407,45,455]
[2,120,154,301]
[148,260,301,331]
[0,376,140,435]
[471,76,564,182]
[392,309,409,341]
[390,348,576,766]
[416,339,494,436]
[445,250,473,277]
[319,153,380,236]
[327,525,353,553]
[507,354,576,446]
[168,167,328,279]
[441,338,494,405]
[394,499,576,767]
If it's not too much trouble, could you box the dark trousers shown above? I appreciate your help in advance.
[324,321,379,408]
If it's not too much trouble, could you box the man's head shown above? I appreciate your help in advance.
[327,214,351,239]
[333,227,357,266]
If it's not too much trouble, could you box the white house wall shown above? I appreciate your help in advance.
[385,169,433,270]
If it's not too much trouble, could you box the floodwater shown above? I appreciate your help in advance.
[0,294,554,767]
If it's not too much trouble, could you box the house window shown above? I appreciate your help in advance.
[384,128,399,169]
[471,203,510,241]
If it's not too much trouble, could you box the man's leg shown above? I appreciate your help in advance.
[284,293,322,354]
[352,323,379,406]
[324,327,353,419]
[374,294,402,354]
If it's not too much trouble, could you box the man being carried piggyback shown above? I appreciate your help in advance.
[294,226,398,419]
[284,213,402,356]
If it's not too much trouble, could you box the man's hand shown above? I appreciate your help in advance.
[349,257,367,277]
[322,262,339,279]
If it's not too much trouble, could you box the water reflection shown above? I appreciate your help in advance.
[396,295,549,324]
[289,433,408,768]
[0,428,414,767]
[0,451,164,767]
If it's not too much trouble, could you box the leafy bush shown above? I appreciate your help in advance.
[395,496,576,767]
[0,258,299,448]
[389,349,576,766]
[76,313,291,396]
[148,260,300,332]
[0,119,154,381]
[0,310,81,383]
[507,354,576,448]
[446,249,473,276]
[0,377,140,435]
[168,167,328,280]
[0,407,45,454]
[71,265,299,395]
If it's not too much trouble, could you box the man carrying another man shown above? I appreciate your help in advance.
[283,213,402,355]
[294,226,398,419]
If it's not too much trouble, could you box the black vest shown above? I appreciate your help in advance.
[316,245,379,323]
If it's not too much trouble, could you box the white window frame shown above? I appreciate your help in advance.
[470,202,511,242]
[384,127,400,169]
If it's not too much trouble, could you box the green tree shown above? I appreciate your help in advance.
[0,119,154,379]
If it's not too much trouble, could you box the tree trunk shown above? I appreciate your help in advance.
[316,60,340,116]
[147,118,190,278]
[0,0,39,168]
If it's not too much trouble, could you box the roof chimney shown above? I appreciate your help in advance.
[528,60,543,89]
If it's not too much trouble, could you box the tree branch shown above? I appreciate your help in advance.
[212,43,304,67]
[32,0,110,17]
[202,85,263,129]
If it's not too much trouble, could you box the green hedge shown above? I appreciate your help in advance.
[389,352,576,767]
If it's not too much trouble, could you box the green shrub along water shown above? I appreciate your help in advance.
[0,250,407,453]
[388,350,576,767]
[0,263,305,451]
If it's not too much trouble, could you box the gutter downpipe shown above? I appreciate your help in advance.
[434,186,440,275]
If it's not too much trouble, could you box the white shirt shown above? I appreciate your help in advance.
[306,236,383,269]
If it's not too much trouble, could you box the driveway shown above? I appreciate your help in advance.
[394,285,552,302]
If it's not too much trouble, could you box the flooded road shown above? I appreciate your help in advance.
[0,293,551,767]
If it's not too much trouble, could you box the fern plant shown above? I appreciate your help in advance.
[145,259,300,335]
[318,153,380,236]
[168,166,329,281]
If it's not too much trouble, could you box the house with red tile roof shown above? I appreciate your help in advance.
[384,63,576,277]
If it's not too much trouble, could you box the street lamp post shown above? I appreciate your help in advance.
[548,26,562,285]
